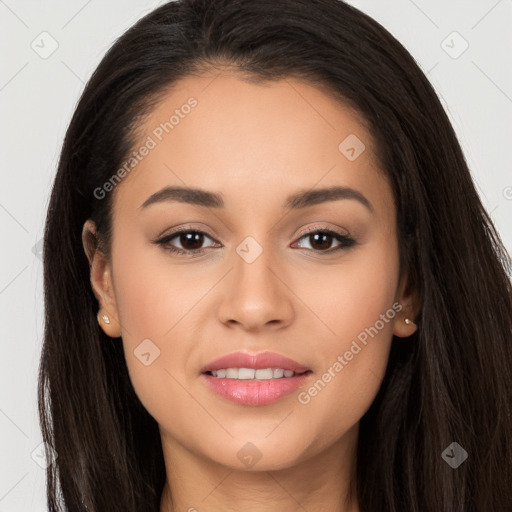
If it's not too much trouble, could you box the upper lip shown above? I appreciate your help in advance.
[200,351,311,374]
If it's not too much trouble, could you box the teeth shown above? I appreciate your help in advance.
[209,367,301,379]
[239,368,256,379]
[226,368,238,379]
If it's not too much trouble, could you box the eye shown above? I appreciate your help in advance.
[292,228,356,253]
[154,228,219,256]
[154,226,356,257]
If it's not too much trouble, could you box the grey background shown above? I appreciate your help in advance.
[1,0,511,509]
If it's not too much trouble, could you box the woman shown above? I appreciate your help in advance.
[38,0,512,510]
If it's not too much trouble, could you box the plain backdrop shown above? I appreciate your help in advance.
[0,0,511,509]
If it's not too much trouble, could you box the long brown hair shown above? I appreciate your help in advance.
[38,0,512,510]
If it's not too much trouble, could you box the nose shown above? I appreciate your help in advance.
[217,243,295,332]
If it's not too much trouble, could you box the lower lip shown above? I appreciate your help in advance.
[201,371,312,406]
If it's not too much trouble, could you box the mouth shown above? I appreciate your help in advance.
[200,350,311,375]
[201,365,313,406]
[200,350,313,405]
[203,368,312,380]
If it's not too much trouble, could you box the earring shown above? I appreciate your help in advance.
[97,312,110,325]
[405,318,416,327]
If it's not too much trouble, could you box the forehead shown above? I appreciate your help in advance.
[112,72,392,218]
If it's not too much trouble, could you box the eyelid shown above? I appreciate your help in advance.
[153,225,219,248]
[295,223,351,238]
[154,223,355,256]
[155,223,351,241]
[153,223,214,240]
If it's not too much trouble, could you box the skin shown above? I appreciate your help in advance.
[83,70,419,512]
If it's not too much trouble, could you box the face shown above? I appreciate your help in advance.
[84,71,417,472]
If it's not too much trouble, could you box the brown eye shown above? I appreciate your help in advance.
[305,232,335,251]
[176,231,206,251]
[155,229,218,256]
[294,229,355,253]
[155,227,356,257]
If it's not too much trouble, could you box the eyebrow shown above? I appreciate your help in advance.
[140,185,374,213]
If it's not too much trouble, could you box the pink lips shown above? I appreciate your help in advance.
[200,351,310,374]
[200,351,312,406]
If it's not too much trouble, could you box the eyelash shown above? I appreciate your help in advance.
[154,225,356,257]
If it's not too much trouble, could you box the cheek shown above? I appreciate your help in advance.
[108,233,200,413]
[295,238,400,438]
[307,231,400,341]
[111,228,203,339]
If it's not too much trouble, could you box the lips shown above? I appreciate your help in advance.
[200,350,311,374]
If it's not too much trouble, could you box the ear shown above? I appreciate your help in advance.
[82,219,122,338]
[392,267,421,338]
